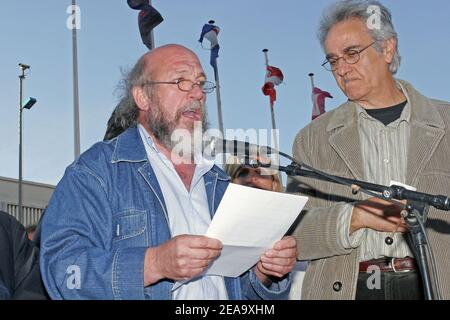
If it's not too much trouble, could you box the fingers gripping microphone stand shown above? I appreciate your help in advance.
[248,151,449,300]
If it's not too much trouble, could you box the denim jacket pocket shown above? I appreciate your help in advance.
[113,210,147,242]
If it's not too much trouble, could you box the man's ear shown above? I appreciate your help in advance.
[383,37,397,64]
[133,86,151,112]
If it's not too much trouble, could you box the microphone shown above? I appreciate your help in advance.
[391,185,450,211]
[204,137,275,158]
[19,63,31,70]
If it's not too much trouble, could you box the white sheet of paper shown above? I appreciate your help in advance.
[390,180,417,191]
[204,183,308,277]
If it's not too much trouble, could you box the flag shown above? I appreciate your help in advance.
[199,22,220,77]
[312,87,332,120]
[127,0,149,10]
[128,0,164,50]
[262,66,284,105]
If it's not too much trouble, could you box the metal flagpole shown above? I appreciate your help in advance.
[309,73,316,121]
[209,20,224,141]
[214,62,224,140]
[309,72,315,90]
[214,64,226,164]
[72,0,81,159]
[262,49,279,152]
[149,0,155,50]
[206,20,225,164]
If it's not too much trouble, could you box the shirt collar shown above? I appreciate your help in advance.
[137,124,215,176]
[356,80,411,126]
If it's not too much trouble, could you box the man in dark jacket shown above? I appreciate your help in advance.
[0,211,47,299]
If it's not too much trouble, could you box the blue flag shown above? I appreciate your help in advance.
[199,22,220,77]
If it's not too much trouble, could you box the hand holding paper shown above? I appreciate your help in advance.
[255,235,297,284]
[205,183,308,277]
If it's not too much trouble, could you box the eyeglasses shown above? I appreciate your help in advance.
[144,79,216,94]
[321,41,377,71]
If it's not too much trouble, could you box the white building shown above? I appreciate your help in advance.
[0,176,54,227]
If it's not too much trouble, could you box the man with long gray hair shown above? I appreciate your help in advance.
[40,44,297,300]
[287,0,450,299]
[103,60,145,141]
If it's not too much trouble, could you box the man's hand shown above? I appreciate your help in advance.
[254,236,297,287]
[350,197,408,234]
[143,235,222,286]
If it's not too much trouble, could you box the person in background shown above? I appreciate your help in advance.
[224,156,307,300]
[0,211,47,299]
[224,156,282,192]
[26,225,37,241]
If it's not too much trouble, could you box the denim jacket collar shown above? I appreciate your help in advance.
[110,126,233,181]
[109,126,230,214]
[111,126,148,164]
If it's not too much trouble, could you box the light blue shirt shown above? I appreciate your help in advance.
[138,124,228,300]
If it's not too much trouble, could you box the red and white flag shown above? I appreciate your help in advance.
[262,66,284,105]
[312,87,332,120]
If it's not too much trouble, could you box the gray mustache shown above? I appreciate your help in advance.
[182,101,204,113]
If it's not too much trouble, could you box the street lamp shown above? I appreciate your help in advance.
[18,63,37,225]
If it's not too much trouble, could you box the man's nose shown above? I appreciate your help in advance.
[248,171,261,182]
[188,84,205,100]
[335,59,353,77]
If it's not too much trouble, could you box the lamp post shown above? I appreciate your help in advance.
[18,63,36,224]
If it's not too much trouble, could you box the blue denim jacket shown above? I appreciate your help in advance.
[40,126,290,300]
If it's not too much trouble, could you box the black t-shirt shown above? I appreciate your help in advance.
[365,100,407,126]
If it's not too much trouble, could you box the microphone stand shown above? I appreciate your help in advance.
[247,157,449,300]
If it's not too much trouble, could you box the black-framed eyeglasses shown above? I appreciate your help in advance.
[144,79,216,94]
[321,41,377,71]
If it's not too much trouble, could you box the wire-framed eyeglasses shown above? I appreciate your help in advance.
[144,79,216,94]
[321,41,377,71]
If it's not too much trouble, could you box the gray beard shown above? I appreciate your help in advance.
[146,100,209,153]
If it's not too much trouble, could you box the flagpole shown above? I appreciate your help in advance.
[214,63,225,142]
[214,53,226,165]
[309,73,316,121]
[71,0,81,159]
[204,20,225,165]
[263,49,279,152]
[149,0,155,49]
[208,20,224,141]
[309,72,315,90]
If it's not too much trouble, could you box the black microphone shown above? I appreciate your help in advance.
[391,185,450,211]
[19,63,31,70]
[203,137,275,158]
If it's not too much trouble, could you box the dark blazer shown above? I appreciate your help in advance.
[0,211,47,299]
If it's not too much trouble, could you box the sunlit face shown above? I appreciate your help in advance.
[324,18,393,104]
[233,167,276,191]
[143,46,209,150]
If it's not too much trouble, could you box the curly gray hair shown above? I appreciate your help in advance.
[318,0,401,74]
[103,55,149,141]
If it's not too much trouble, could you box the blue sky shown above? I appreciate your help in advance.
[1,0,450,186]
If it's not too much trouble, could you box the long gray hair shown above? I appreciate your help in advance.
[103,55,148,141]
[318,0,401,74]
